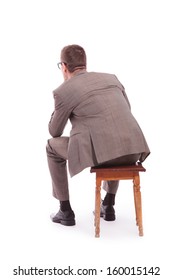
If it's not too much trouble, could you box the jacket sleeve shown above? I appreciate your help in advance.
[114,75,131,109]
[48,93,70,137]
[122,87,131,110]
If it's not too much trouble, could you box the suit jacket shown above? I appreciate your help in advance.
[49,71,150,177]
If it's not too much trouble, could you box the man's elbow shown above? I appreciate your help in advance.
[48,126,62,138]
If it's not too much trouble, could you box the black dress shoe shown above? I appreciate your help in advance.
[50,210,75,226]
[100,203,116,221]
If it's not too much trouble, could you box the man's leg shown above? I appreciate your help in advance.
[46,137,75,226]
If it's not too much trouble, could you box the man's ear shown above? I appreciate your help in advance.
[62,63,66,71]
[62,64,70,81]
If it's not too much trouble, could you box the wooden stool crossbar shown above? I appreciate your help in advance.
[90,163,146,237]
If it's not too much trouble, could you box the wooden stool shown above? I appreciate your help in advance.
[90,163,146,237]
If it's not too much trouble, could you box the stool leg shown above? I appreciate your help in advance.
[133,174,143,236]
[95,178,101,237]
[133,179,138,226]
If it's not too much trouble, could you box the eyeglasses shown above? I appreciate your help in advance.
[57,62,86,71]
[57,62,66,70]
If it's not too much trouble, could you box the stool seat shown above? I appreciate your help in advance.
[90,163,146,237]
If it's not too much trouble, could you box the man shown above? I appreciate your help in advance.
[46,44,150,226]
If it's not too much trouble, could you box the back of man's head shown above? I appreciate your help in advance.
[61,44,87,73]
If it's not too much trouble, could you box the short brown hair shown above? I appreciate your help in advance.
[61,44,86,73]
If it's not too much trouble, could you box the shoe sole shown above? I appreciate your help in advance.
[52,218,76,226]
[60,220,76,226]
[93,211,116,221]
[100,213,116,221]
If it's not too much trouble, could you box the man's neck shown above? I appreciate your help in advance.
[69,68,86,79]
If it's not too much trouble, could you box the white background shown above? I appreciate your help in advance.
[0,0,172,279]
